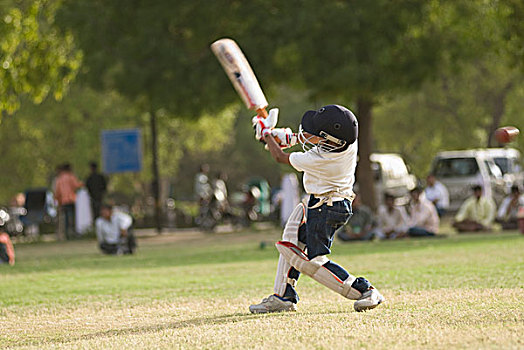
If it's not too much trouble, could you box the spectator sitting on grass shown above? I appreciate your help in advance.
[424,174,449,217]
[496,185,524,230]
[337,193,382,241]
[376,193,409,239]
[96,203,136,255]
[405,187,440,237]
[453,185,496,233]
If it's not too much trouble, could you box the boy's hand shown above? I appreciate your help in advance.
[252,108,279,140]
[271,128,297,148]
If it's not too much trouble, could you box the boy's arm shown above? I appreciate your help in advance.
[263,133,290,165]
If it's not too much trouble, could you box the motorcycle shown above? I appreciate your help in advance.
[196,185,259,231]
[0,206,25,237]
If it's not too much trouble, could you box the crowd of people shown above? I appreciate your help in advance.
[337,174,524,242]
[191,163,524,242]
[51,161,135,255]
[3,159,522,265]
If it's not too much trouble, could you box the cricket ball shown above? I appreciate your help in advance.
[494,126,519,144]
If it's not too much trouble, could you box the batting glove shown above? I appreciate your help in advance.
[271,128,298,149]
[252,108,279,140]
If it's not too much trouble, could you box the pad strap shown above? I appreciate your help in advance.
[276,241,362,300]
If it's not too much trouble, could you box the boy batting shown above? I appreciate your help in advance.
[249,105,385,313]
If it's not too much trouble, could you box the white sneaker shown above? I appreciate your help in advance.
[249,295,297,314]
[354,287,385,312]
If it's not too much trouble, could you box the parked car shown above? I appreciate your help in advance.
[370,153,417,206]
[430,148,521,211]
[483,148,523,191]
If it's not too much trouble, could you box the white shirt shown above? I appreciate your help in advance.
[96,211,133,244]
[377,204,409,234]
[407,197,440,233]
[497,194,524,220]
[424,181,449,209]
[289,142,357,198]
[194,173,212,199]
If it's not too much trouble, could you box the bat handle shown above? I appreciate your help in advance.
[256,108,269,119]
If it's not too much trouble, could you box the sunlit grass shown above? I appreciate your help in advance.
[0,229,522,349]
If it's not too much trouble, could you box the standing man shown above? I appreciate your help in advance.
[194,165,212,209]
[249,105,384,314]
[86,161,107,220]
[424,174,449,217]
[213,171,231,216]
[54,163,83,240]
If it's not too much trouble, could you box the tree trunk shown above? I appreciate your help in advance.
[150,109,162,234]
[487,81,514,147]
[356,97,376,210]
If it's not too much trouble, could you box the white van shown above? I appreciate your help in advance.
[370,153,417,205]
[430,148,522,211]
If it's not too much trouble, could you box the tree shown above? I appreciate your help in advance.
[372,0,524,178]
[373,56,524,177]
[0,0,81,117]
[0,85,137,202]
[501,0,524,70]
[57,0,266,231]
[263,1,435,207]
[56,0,517,212]
[265,0,514,208]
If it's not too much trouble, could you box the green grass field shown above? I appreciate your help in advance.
[1,228,523,349]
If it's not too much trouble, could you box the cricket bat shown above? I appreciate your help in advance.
[210,38,269,118]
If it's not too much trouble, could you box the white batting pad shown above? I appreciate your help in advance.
[273,203,306,296]
[276,241,362,300]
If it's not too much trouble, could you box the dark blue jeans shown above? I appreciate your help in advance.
[61,204,76,240]
[284,195,352,303]
[407,226,435,237]
[0,243,8,264]
[299,196,352,259]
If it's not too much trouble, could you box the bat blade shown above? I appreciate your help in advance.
[211,38,268,117]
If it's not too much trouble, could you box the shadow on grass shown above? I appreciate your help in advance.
[24,311,309,347]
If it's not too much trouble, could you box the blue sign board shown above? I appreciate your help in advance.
[101,129,143,173]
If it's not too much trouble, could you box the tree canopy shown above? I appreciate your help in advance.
[0,0,81,116]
